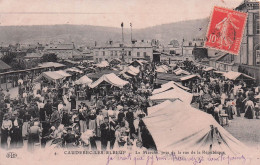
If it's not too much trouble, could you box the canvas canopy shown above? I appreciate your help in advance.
[143,100,247,154]
[88,73,129,88]
[161,81,190,91]
[180,74,199,81]
[96,61,109,68]
[203,67,215,72]
[150,87,193,104]
[110,58,122,63]
[121,73,132,79]
[127,66,140,75]
[147,100,172,115]
[173,68,190,75]
[66,67,83,74]
[156,67,167,73]
[214,70,226,75]
[34,71,66,82]
[74,75,93,85]
[156,65,169,73]
[38,62,65,68]
[55,70,71,77]
[224,71,255,80]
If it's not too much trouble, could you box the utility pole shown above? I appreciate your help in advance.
[182,38,184,61]
[121,22,124,43]
[121,22,125,62]
[130,22,132,42]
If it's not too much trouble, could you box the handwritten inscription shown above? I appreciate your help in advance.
[106,152,246,165]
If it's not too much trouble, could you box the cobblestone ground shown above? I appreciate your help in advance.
[224,114,260,151]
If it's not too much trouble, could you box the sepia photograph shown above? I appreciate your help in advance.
[0,0,259,165]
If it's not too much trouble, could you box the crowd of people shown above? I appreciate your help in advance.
[0,62,155,152]
[179,61,260,124]
[0,60,259,152]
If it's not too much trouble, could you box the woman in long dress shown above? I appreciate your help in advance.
[88,109,97,133]
[96,111,104,138]
[79,109,87,133]
[244,99,255,119]
[1,114,12,149]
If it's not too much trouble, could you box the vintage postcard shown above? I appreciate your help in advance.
[0,0,259,165]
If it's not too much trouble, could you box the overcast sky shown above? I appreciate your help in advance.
[0,0,243,29]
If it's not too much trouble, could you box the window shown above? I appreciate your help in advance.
[137,52,140,57]
[115,51,118,56]
[255,14,259,34]
[143,52,147,56]
[128,51,131,56]
[110,51,113,56]
[189,42,192,46]
[95,51,98,56]
[102,51,105,56]
[256,49,260,65]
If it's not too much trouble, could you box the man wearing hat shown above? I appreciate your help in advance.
[126,107,135,139]
[100,117,110,150]
[44,100,53,120]
[50,107,60,128]
[117,107,125,124]
[10,112,23,149]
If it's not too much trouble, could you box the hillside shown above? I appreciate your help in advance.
[0,18,209,46]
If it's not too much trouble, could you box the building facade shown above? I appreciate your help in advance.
[208,1,259,83]
[45,43,76,59]
[235,0,260,82]
[92,41,153,63]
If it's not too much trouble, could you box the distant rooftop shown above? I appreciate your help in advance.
[45,43,75,50]
[94,41,153,49]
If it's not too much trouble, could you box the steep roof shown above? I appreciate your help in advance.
[0,60,11,70]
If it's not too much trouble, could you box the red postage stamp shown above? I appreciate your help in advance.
[205,6,247,55]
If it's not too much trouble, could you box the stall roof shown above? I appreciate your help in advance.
[34,71,65,82]
[127,66,140,75]
[156,73,182,82]
[180,75,199,81]
[143,100,247,153]
[150,88,193,104]
[213,70,226,75]
[161,81,190,91]
[224,71,255,80]
[55,70,71,77]
[66,67,83,74]
[203,67,215,72]
[173,68,190,76]
[75,75,93,85]
[147,100,172,115]
[38,62,65,68]
[0,60,11,70]
[89,73,129,88]
[96,61,109,68]
[87,70,120,79]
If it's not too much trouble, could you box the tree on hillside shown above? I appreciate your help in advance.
[41,53,58,62]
